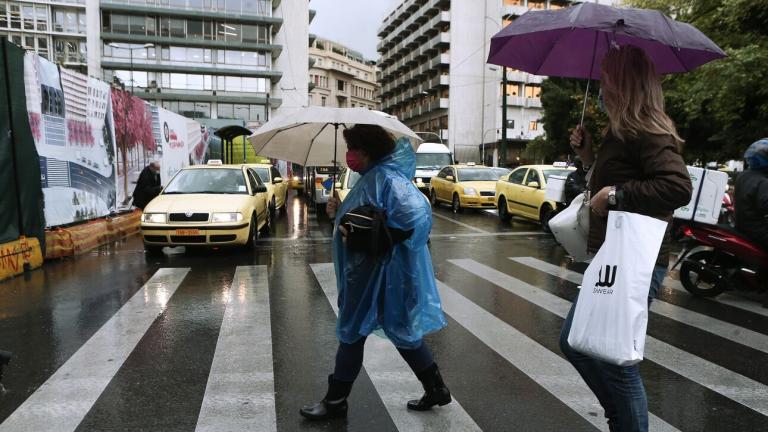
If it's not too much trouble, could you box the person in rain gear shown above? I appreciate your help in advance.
[735,139,768,252]
[300,124,451,421]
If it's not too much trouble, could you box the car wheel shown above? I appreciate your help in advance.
[499,197,512,223]
[540,204,553,233]
[430,189,437,207]
[245,215,257,249]
[260,210,271,236]
[269,197,277,220]
[452,194,463,214]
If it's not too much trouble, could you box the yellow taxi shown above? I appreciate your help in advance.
[289,175,304,190]
[334,168,362,202]
[429,164,507,213]
[495,164,575,230]
[245,163,289,218]
[140,161,270,253]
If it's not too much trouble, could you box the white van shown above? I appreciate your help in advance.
[413,142,453,193]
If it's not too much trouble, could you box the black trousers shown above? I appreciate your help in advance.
[333,336,434,382]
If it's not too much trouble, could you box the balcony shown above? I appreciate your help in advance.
[507,96,526,107]
[427,98,449,111]
[526,98,542,108]
[101,33,282,56]
[527,74,544,84]
[506,70,528,83]
[503,5,529,17]
[100,0,282,28]
[101,60,283,82]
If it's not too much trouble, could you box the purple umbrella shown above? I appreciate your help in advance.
[488,2,726,80]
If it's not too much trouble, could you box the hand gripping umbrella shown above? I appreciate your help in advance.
[248,107,421,192]
[488,2,726,123]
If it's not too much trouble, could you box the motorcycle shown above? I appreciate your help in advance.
[718,189,735,226]
[672,220,768,302]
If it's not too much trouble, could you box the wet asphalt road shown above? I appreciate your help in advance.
[1,192,767,432]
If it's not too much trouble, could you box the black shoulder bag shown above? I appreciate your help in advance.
[339,205,413,256]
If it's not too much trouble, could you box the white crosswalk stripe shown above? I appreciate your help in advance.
[435,280,677,432]
[665,277,768,318]
[196,265,276,432]
[509,257,768,354]
[0,268,190,432]
[310,263,483,432]
[449,258,768,417]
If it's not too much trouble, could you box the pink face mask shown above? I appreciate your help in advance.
[346,150,365,173]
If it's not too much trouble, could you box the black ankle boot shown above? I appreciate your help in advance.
[299,374,354,420]
[0,351,11,395]
[407,363,452,411]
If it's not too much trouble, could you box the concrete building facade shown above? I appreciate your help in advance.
[0,0,97,75]
[308,37,379,110]
[378,0,613,165]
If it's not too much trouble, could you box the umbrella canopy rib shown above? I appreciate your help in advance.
[305,122,332,167]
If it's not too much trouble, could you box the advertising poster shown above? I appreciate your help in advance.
[156,107,191,183]
[24,53,117,227]
[113,89,156,210]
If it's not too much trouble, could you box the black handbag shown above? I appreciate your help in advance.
[339,205,413,256]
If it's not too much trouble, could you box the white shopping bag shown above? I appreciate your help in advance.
[567,211,668,366]
[549,193,593,262]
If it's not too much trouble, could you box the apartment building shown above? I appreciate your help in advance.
[0,0,96,75]
[99,0,313,127]
[308,37,379,110]
[378,0,614,165]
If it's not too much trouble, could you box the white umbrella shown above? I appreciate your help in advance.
[248,107,422,169]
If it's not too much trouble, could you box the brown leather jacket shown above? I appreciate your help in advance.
[588,131,692,267]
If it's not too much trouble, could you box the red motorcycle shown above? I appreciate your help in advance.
[672,220,768,300]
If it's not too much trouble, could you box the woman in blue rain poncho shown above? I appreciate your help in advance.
[300,124,452,421]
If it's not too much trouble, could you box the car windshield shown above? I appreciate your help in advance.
[457,168,501,181]
[492,168,511,178]
[347,171,361,189]
[543,169,574,182]
[163,168,248,194]
[253,168,271,183]
[416,153,452,170]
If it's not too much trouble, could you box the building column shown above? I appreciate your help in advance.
[86,0,101,78]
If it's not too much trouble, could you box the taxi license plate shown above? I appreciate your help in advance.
[175,229,200,236]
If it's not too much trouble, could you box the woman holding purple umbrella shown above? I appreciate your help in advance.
[561,45,692,432]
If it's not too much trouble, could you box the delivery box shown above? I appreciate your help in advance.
[674,166,728,225]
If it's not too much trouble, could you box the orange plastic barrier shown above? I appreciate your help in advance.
[0,237,43,281]
[44,210,142,260]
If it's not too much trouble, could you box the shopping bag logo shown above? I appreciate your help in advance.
[595,265,617,288]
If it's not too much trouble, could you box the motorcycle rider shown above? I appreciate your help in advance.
[734,139,768,253]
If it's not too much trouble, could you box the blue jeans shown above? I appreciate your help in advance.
[559,265,667,432]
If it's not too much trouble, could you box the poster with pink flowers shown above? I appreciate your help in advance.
[23,53,117,227]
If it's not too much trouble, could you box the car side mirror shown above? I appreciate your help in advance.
[528,181,540,189]
[253,185,268,194]
[446,175,454,182]
[273,177,283,184]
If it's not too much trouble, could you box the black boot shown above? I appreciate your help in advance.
[407,363,452,411]
[299,374,354,420]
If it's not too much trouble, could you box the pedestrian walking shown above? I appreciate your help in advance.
[561,45,692,432]
[132,161,162,210]
[300,124,451,421]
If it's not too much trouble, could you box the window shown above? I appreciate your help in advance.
[529,1,546,10]
[504,0,524,5]
[170,18,185,38]
[35,6,47,31]
[22,5,32,30]
[525,85,541,98]
[130,15,146,35]
[321,96,326,107]
[111,13,129,34]
[504,83,521,97]
[187,20,203,39]
[337,79,346,92]
[0,4,7,28]
[529,120,538,131]
[525,169,540,187]
[508,168,527,184]
[218,103,234,119]
[9,4,20,29]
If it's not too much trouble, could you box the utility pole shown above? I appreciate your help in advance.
[501,66,508,167]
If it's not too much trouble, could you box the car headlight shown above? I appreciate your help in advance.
[417,178,424,183]
[212,212,243,223]
[293,176,299,181]
[463,187,477,196]
[141,213,166,223]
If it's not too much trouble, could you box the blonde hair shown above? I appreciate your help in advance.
[600,45,683,147]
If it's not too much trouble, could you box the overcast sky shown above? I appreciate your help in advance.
[309,0,400,61]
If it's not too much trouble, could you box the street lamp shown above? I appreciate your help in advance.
[108,42,154,94]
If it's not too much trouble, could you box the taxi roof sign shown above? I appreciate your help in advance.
[466,162,476,166]
[207,159,223,165]
[552,162,569,168]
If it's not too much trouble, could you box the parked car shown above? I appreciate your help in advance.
[246,163,289,219]
[495,164,575,231]
[429,164,501,213]
[334,168,362,202]
[140,161,270,253]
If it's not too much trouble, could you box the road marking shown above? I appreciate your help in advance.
[258,231,548,242]
[665,277,768,318]
[0,268,190,432]
[435,280,678,432]
[449,259,768,417]
[431,212,489,234]
[510,257,768,354]
[195,266,275,432]
[310,263,482,432]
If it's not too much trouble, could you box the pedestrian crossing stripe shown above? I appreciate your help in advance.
[450,258,768,417]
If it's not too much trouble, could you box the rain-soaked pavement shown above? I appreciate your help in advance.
[1,192,767,432]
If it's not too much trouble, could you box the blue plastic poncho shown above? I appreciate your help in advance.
[333,138,447,349]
